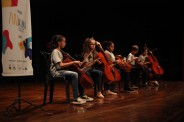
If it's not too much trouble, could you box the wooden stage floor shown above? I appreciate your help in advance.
[0,80,184,122]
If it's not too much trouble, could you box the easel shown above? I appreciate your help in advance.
[6,76,44,115]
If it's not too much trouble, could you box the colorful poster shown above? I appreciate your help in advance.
[1,0,33,76]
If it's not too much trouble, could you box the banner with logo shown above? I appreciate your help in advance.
[1,0,33,76]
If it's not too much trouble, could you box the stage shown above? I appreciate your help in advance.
[0,80,183,122]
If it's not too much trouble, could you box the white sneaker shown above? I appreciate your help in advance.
[80,95,94,102]
[153,81,159,86]
[106,90,117,95]
[131,85,138,89]
[97,92,104,99]
[71,97,86,104]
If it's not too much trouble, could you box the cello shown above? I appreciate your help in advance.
[96,42,121,84]
[61,50,94,89]
[144,45,164,75]
[115,55,132,72]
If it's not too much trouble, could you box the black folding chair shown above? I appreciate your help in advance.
[40,51,70,105]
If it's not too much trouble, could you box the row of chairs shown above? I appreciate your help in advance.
[40,51,123,105]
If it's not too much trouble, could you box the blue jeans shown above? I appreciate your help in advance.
[78,69,102,96]
[88,69,102,92]
[57,70,79,99]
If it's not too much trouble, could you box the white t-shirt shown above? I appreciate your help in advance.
[127,52,136,66]
[50,49,63,77]
[138,54,147,63]
[83,52,98,70]
[104,50,115,62]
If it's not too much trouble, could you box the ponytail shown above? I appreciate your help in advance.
[47,35,65,51]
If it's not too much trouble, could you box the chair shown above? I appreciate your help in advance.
[40,51,70,105]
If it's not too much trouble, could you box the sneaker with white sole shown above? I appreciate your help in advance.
[106,90,117,95]
[71,97,86,104]
[153,80,159,86]
[131,85,138,89]
[80,95,94,102]
[124,87,135,93]
[97,92,104,99]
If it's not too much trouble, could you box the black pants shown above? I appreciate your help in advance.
[140,67,151,85]
[130,67,140,86]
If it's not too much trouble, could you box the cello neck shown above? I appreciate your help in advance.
[80,51,93,66]
[96,42,111,62]
[145,45,157,62]
[60,49,77,61]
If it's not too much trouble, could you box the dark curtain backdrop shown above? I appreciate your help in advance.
[0,1,183,82]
